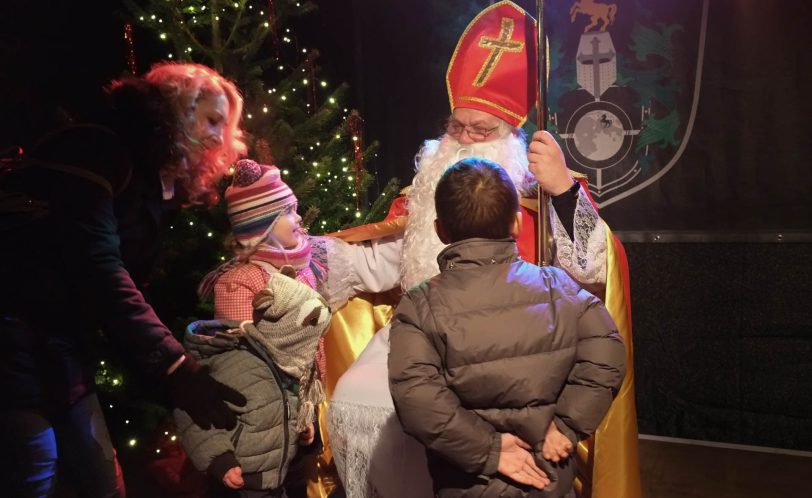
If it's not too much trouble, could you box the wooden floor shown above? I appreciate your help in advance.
[110,435,812,497]
[639,435,812,498]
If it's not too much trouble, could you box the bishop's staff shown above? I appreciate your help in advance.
[536,0,554,266]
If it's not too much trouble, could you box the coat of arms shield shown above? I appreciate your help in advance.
[543,0,709,208]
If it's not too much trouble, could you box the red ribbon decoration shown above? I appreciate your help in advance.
[268,0,280,58]
[346,111,365,211]
[123,22,137,76]
[309,62,318,112]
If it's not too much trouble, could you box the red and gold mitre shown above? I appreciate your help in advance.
[446,0,537,127]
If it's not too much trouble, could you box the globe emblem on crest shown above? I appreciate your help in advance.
[565,100,635,170]
[572,110,623,162]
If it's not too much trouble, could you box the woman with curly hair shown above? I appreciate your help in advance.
[0,62,248,498]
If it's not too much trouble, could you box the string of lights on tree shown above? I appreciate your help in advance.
[97,0,400,457]
[125,0,398,232]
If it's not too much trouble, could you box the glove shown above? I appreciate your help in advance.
[169,354,247,430]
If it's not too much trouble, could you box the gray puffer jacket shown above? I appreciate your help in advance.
[389,238,626,498]
[174,320,299,491]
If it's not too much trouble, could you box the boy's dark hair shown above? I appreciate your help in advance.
[434,158,519,243]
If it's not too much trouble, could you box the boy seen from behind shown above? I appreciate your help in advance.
[388,158,626,497]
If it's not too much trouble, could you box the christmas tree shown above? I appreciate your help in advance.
[125,0,398,229]
[96,0,400,471]
[119,0,400,330]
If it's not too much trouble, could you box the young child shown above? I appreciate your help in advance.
[197,158,402,496]
[198,159,401,376]
[388,158,626,498]
[175,270,331,497]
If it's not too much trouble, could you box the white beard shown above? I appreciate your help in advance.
[400,132,533,289]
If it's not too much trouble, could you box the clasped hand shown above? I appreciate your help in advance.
[497,421,574,489]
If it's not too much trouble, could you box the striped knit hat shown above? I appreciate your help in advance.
[226,159,297,248]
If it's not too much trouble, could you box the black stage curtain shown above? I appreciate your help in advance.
[628,242,812,450]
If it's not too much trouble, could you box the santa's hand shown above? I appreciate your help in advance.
[527,130,573,196]
[223,466,244,489]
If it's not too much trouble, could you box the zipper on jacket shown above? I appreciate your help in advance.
[243,336,291,489]
[230,422,244,448]
[269,364,291,489]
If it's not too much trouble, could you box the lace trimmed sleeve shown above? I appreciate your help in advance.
[550,188,607,287]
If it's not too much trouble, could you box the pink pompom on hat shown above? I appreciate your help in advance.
[225,159,297,248]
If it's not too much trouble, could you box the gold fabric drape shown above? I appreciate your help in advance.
[307,290,401,497]
[573,225,642,498]
[324,291,401,397]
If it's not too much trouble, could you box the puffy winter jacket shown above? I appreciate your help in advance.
[174,320,299,491]
[389,238,626,498]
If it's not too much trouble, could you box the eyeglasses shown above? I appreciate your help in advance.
[445,120,501,142]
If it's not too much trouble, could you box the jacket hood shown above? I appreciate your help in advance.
[183,319,244,359]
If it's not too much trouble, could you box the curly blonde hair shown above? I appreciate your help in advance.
[145,62,247,205]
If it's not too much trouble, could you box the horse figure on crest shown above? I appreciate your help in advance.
[570,0,617,32]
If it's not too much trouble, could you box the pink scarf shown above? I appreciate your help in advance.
[250,237,320,289]
[198,236,326,299]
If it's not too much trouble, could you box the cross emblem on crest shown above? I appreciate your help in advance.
[474,17,524,87]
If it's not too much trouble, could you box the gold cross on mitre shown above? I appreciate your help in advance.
[474,17,524,87]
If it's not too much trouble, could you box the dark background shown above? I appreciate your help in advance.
[6,0,811,233]
[0,1,127,146]
[315,0,812,450]
[2,0,810,450]
[319,0,812,233]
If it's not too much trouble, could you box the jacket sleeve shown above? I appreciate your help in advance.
[174,407,236,475]
[45,128,185,376]
[388,292,501,476]
[345,234,403,294]
[554,287,626,442]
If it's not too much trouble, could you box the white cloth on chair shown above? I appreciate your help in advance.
[329,325,433,498]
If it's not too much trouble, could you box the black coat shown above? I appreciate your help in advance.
[0,124,185,409]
